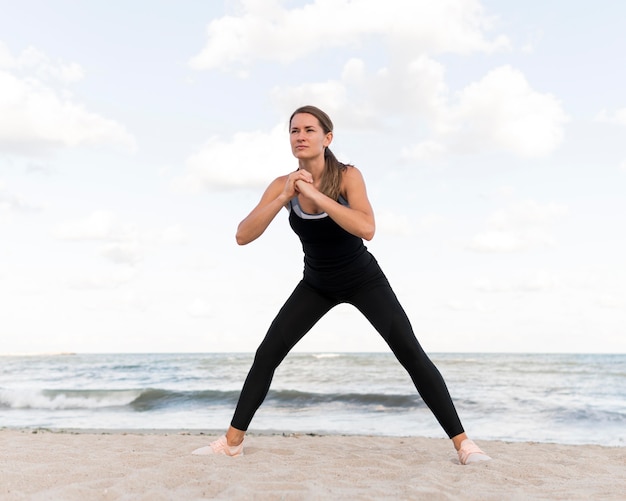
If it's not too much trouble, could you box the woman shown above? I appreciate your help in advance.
[192,105,490,465]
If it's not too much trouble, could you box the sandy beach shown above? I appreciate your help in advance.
[1,429,624,500]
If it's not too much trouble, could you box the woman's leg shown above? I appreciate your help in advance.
[349,282,464,439]
[229,281,337,435]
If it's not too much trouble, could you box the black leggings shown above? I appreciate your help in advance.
[230,277,465,439]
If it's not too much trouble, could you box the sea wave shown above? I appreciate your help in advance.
[550,405,626,424]
[0,389,142,410]
[266,389,423,409]
[0,387,425,412]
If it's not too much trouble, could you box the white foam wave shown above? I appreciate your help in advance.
[0,389,141,410]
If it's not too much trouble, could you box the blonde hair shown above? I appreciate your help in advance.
[289,105,350,201]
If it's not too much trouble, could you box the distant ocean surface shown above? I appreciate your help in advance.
[1,353,624,447]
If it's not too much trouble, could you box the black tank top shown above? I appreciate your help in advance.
[288,196,380,293]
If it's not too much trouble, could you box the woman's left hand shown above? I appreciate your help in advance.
[294,178,319,200]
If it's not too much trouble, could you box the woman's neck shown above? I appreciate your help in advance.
[298,157,325,182]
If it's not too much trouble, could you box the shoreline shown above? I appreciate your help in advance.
[2,429,625,500]
[4,426,624,447]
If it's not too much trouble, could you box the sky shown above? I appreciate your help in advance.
[0,0,625,354]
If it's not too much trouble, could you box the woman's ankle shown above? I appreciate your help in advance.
[451,432,468,451]
[225,426,246,447]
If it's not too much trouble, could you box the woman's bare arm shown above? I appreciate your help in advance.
[236,169,313,245]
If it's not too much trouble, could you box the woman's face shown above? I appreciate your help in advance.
[289,113,332,160]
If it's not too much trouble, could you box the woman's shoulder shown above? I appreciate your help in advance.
[345,163,366,174]
[265,174,288,191]
[342,165,366,185]
[339,165,369,202]
[256,175,289,204]
[273,173,290,183]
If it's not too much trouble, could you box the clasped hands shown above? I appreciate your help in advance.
[284,169,319,201]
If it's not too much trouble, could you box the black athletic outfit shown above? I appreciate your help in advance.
[230,195,464,438]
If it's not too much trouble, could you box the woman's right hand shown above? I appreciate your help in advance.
[281,169,313,201]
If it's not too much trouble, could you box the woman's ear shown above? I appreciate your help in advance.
[324,131,333,147]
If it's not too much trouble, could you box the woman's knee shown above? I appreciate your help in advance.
[385,324,431,368]
[254,334,289,369]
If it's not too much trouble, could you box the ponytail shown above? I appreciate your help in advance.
[319,147,348,201]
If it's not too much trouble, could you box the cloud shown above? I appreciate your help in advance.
[52,211,189,268]
[596,294,626,309]
[271,55,447,129]
[80,289,149,312]
[370,56,449,118]
[474,271,558,292]
[52,211,137,242]
[0,42,135,156]
[271,76,363,128]
[0,180,41,214]
[26,162,53,175]
[444,299,495,312]
[520,28,543,55]
[0,42,85,83]
[485,199,568,229]
[272,59,567,160]
[52,211,144,265]
[440,65,569,157]
[177,124,294,191]
[375,209,414,236]
[101,242,143,265]
[186,298,214,318]
[52,211,189,246]
[190,0,509,73]
[68,267,137,290]
[467,230,535,253]
[467,199,568,253]
[594,108,626,126]
[158,225,189,245]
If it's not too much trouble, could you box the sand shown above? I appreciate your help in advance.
[1,429,625,500]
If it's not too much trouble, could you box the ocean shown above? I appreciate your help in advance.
[1,353,624,447]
